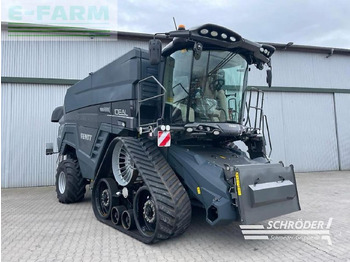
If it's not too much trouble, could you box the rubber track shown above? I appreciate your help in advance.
[94,137,192,243]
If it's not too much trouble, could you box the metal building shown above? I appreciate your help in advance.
[1,23,350,188]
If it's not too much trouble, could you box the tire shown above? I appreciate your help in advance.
[55,157,86,203]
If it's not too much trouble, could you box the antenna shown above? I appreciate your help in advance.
[173,17,177,30]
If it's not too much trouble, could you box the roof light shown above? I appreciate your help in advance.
[211,31,218,37]
[213,130,220,135]
[229,36,236,42]
[221,33,227,39]
[178,24,186,30]
[260,47,264,53]
[264,49,268,54]
[200,28,209,35]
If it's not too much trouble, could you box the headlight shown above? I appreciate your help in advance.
[200,28,209,35]
[211,31,218,37]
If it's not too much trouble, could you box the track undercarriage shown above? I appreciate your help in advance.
[91,137,192,243]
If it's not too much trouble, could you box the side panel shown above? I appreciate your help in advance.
[60,48,163,180]
[167,145,239,225]
[59,104,114,179]
[64,49,142,113]
[63,48,162,114]
[111,100,137,130]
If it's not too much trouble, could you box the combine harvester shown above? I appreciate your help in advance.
[48,24,301,243]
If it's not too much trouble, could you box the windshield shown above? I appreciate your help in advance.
[163,50,248,124]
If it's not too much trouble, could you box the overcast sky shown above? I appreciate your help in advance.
[117,0,350,49]
[2,0,350,48]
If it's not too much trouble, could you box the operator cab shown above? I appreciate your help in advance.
[163,48,247,125]
[149,24,275,139]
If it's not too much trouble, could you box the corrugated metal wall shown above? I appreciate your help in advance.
[248,51,350,89]
[264,92,339,172]
[334,93,350,170]
[240,91,343,172]
[246,50,350,171]
[1,27,350,187]
[1,33,155,188]
[1,84,69,188]
[1,31,149,79]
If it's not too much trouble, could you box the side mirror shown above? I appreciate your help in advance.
[266,69,272,88]
[149,39,162,65]
[46,143,54,155]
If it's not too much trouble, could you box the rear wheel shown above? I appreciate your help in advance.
[55,157,86,203]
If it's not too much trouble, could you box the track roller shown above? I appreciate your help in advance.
[134,186,157,238]
[111,206,126,226]
[92,178,118,220]
[121,209,135,230]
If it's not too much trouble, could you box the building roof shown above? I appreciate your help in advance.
[2,22,350,56]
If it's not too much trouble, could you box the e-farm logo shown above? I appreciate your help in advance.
[9,6,109,23]
[4,1,117,38]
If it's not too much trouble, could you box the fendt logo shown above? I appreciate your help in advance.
[80,133,92,141]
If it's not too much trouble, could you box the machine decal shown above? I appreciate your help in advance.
[114,109,128,116]
[80,133,92,141]
[157,131,171,147]
[99,107,111,113]
[235,172,242,196]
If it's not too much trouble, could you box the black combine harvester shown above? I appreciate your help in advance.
[48,24,301,243]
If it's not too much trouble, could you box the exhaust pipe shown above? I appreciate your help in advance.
[121,209,135,230]
[111,206,126,226]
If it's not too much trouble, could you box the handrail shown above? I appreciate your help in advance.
[244,87,273,159]
[263,114,272,158]
[137,76,167,132]
[245,87,264,130]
